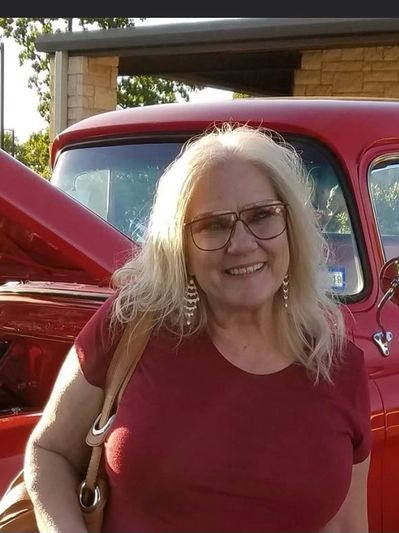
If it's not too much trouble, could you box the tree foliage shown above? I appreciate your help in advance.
[2,130,18,157]
[2,129,51,179]
[371,181,399,235]
[233,91,251,99]
[18,130,51,179]
[0,18,201,123]
[118,76,191,107]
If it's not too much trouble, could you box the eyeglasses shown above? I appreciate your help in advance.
[185,201,288,251]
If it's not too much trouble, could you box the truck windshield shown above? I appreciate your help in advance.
[51,138,364,297]
[52,142,182,243]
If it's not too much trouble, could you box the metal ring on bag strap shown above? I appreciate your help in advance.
[79,481,102,512]
[91,413,116,436]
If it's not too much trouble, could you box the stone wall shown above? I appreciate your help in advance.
[67,56,119,123]
[295,46,399,97]
[50,55,119,140]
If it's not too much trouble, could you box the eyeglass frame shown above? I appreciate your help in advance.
[184,201,289,251]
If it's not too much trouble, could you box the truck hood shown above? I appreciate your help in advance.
[0,149,135,286]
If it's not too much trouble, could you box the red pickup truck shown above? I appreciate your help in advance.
[1,98,399,532]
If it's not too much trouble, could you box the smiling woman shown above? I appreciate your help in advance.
[184,159,290,327]
[23,123,371,533]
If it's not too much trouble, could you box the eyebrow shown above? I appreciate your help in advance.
[189,199,282,222]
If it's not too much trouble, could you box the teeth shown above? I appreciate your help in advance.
[227,263,265,276]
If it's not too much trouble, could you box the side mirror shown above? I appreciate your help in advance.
[373,258,399,356]
[380,257,399,306]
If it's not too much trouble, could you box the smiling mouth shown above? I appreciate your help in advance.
[225,262,266,276]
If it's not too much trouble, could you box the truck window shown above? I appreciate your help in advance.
[369,158,399,261]
[294,140,363,297]
[52,138,364,297]
[52,143,182,243]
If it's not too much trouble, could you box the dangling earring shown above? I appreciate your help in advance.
[184,278,200,326]
[282,274,289,309]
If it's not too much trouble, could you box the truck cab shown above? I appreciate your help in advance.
[1,97,399,531]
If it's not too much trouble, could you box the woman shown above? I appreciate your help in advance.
[24,124,371,532]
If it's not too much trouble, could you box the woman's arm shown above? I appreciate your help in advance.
[321,454,371,533]
[24,346,104,533]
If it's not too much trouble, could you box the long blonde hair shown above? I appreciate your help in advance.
[111,123,345,382]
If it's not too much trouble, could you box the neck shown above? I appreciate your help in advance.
[205,302,293,374]
[206,300,276,345]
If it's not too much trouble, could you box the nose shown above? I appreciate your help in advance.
[227,220,258,254]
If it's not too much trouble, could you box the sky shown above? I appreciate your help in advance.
[2,18,234,143]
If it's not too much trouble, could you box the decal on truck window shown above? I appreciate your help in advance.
[328,267,346,292]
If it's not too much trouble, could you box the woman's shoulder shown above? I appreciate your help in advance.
[332,339,372,463]
[77,292,120,345]
[74,292,122,387]
[330,338,368,396]
[339,339,366,374]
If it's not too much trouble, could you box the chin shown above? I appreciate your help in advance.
[224,294,272,312]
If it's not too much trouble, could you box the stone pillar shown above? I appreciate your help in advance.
[294,46,399,98]
[49,55,119,141]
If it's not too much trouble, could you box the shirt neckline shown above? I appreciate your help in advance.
[204,330,297,378]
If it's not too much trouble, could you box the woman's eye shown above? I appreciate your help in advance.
[250,208,273,221]
[196,217,229,232]
[207,219,228,231]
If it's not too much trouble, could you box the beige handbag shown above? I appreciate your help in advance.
[0,313,153,533]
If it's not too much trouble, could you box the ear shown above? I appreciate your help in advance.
[184,252,192,278]
[183,236,193,277]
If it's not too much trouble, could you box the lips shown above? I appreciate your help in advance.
[225,262,266,276]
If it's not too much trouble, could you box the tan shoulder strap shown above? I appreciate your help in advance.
[80,311,154,503]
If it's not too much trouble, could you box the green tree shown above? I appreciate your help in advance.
[233,92,251,99]
[371,181,399,235]
[18,130,51,179]
[118,76,191,108]
[2,130,18,157]
[2,128,51,178]
[0,18,201,123]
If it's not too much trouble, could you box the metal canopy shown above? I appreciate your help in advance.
[36,18,399,96]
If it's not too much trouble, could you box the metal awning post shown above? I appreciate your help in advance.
[54,50,68,136]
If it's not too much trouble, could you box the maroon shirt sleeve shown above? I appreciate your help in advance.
[342,342,372,464]
[75,293,123,388]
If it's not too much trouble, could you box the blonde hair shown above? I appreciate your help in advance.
[111,123,345,383]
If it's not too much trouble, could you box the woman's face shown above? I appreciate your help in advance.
[186,159,290,317]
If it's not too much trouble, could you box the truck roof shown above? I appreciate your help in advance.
[51,97,399,167]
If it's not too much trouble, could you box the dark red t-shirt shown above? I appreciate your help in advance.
[75,296,371,533]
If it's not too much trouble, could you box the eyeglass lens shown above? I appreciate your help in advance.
[189,203,287,251]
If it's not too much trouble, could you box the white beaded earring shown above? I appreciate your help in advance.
[184,278,200,326]
[282,274,289,309]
